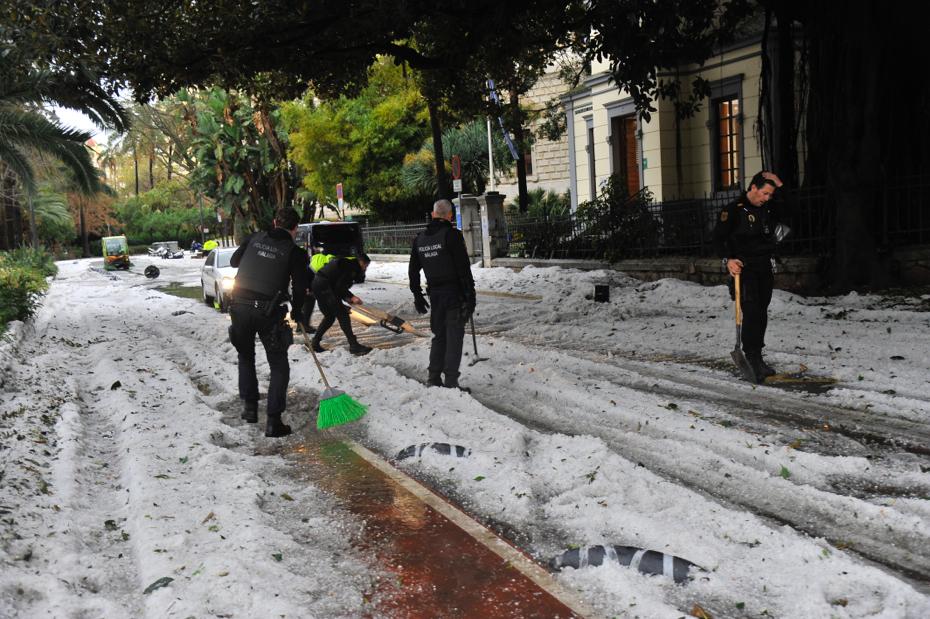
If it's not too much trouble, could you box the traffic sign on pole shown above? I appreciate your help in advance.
[336,182,344,210]
[451,155,462,180]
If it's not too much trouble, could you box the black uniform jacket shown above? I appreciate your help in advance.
[231,228,308,308]
[712,194,779,272]
[314,257,364,302]
[409,218,475,301]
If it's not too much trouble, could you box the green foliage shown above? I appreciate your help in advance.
[33,185,76,246]
[112,180,203,244]
[401,121,513,198]
[506,189,570,218]
[283,59,430,220]
[576,175,658,262]
[178,87,293,230]
[0,248,56,327]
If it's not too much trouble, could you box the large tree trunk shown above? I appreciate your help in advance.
[773,4,798,187]
[79,196,89,258]
[426,97,450,199]
[132,143,140,196]
[804,1,886,291]
[510,90,529,213]
[148,145,155,190]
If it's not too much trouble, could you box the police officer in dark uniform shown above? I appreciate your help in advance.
[409,199,476,390]
[309,254,372,355]
[229,207,308,437]
[713,171,784,382]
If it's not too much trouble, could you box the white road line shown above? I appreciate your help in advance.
[347,441,599,619]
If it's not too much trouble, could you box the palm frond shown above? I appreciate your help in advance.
[32,185,72,226]
[0,108,100,194]
[0,141,36,193]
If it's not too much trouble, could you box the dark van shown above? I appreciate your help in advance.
[296,221,364,257]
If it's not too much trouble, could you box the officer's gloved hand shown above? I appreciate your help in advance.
[413,293,429,315]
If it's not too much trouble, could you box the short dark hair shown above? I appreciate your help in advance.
[358,253,371,264]
[274,207,300,230]
[749,172,777,191]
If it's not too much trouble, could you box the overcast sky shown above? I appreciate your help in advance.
[49,105,110,144]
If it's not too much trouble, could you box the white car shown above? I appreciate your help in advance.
[201,248,237,312]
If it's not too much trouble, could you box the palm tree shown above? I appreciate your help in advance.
[0,59,127,246]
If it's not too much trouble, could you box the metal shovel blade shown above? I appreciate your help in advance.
[731,347,757,383]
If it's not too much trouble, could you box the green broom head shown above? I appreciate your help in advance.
[317,387,368,430]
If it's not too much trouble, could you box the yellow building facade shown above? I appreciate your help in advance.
[563,39,766,209]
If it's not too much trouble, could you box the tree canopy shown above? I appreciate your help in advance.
[282,58,429,220]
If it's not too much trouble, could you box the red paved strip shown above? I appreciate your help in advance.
[292,440,585,619]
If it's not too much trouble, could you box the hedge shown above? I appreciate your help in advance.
[0,249,57,329]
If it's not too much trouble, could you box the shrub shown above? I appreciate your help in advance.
[576,175,658,262]
[0,249,57,328]
[506,189,571,218]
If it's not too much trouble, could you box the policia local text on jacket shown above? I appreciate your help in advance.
[229,209,308,437]
[409,200,476,390]
[712,172,782,381]
[310,255,372,355]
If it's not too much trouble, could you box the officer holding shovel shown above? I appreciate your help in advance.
[409,199,476,391]
[713,171,785,382]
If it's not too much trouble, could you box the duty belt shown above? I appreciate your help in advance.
[233,298,275,311]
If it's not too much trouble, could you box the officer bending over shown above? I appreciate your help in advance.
[409,199,476,391]
[310,254,372,356]
[229,207,308,437]
[713,171,784,382]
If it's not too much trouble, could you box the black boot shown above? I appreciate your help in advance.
[265,415,292,438]
[241,400,258,423]
[744,351,766,384]
[443,372,471,393]
[427,372,443,387]
[310,337,326,353]
[759,356,776,377]
[348,341,372,356]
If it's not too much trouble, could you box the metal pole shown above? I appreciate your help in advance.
[486,118,496,192]
[198,194,205,243]
[27,191,38,248]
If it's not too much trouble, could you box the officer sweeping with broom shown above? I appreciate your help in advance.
[229,207,308,437]
[409,199,476,391]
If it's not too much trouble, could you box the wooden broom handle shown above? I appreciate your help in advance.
[297,322,331,389]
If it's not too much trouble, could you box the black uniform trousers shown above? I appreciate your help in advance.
[428,289,466,381]
[229,303,292,417]
[300,269,316,327]
[300,294,316,327]
[311,277,358,344]
[738,267,774,354]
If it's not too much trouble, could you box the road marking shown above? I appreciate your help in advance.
[347,441,598,619]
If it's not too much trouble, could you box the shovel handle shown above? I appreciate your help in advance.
[733,273,742,327]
